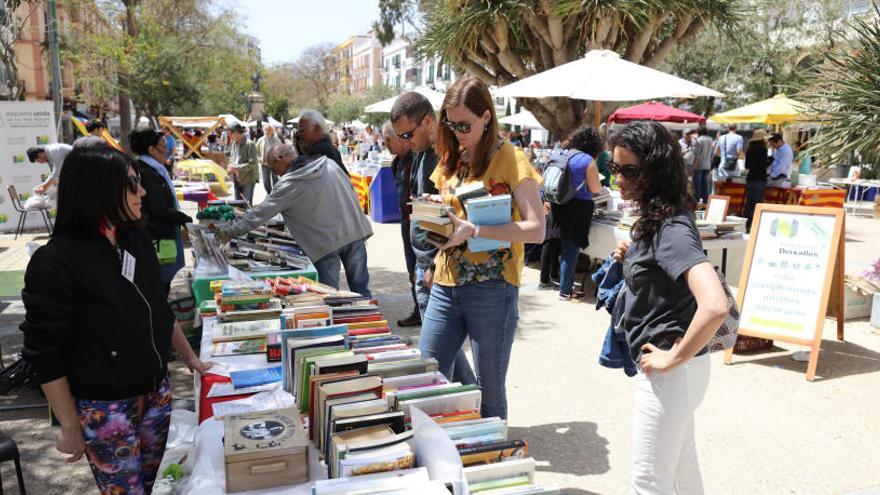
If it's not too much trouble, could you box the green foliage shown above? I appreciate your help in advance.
[327,93,363,125]
[799,4,880,173]
[663,0,841,116]
[360,84,400,126]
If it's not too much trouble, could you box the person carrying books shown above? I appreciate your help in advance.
[391,91,477,385]
[20,145,211,494]
[610,121,728,494]
[418,77,545,419]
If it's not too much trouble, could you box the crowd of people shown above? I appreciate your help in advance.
[18,78,752,494]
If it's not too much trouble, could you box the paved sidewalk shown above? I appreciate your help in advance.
[0,212,878,494]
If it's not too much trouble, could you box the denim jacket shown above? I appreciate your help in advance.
[592,255,637,377]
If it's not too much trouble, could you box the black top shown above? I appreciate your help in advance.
[744,145,770,183]
[20,227,174,400]
[136,159,190,240]
[410,148,440,269]
[620,210,708,362]
[308,137,349,177]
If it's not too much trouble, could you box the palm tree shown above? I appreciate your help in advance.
[799,4,880,177]
[408,0,740,136]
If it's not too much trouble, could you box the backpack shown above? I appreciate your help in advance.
[543,149,585,204]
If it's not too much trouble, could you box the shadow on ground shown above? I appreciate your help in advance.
[728,338,880,381]
[509,422,610,478]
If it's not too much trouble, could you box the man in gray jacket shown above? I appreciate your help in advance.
[221,144,373,297]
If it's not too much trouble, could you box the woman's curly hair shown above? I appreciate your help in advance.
[610,121,694,243]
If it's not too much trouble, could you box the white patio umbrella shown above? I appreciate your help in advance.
[364,87,446,113]
[499,110,544,129]
[286,117,335,125]
[494,49,724,127]
[217,113,244,127]
[246,116,283,128]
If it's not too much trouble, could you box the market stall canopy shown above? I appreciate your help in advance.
[711,94,806,125]
[286,117,336,125]
[608,101,706,124]
[246,116,283,128]
[494,50,724,101]
[218,113,244,127]
[364,87,446,113]
[498,110,545,129]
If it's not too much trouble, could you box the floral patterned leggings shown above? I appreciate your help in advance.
[75,376,173,495]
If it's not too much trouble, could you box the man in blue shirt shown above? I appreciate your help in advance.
[768,133,793,185]
[714,124,744,178]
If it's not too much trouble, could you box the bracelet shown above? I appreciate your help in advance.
[474,225,481,238]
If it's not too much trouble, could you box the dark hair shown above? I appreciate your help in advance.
[73,136,111,150]
[390,91,434,124]
[769,133,783,143]
[130,129,163,155]
[26,147,44,163]
[727,124,737,131]
[697,126,710,136]
[53,146,140,236]
[230,123,246,134]
[436,77,499,179]
[86,120,104,133]
[610,121,693,242]
[564,125,603,157]
[747,138,767,154]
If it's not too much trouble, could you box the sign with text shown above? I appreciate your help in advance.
[0,101,57,232]
[725,204,844,381]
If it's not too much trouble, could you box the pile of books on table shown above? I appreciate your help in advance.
[202,279,557,493]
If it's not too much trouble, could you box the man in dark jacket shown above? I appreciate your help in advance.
[296,109,349,177]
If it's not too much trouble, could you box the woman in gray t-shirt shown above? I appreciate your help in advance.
[609,121,728,494]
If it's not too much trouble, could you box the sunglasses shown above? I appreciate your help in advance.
[608,161,641,180]
[396,113,427,140]
[440,117,475,134]
[126,175,142,194]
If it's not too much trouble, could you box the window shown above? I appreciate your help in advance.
[427,64,435,84]
[393,55,401,69]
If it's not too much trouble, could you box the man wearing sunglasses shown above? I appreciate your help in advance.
[390,91,477,384]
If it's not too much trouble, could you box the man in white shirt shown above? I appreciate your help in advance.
[714,124,744,178]
[28,143,73,194]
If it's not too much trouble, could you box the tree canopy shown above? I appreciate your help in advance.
[379,0,741,135]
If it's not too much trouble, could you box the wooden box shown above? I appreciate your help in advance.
[224,408,309,493]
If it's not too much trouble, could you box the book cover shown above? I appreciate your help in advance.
[367,357,439,378]
[229,366,283,389]
[211,338,267,357]
[454,182,488,202]
[464,194,512,253]
[457,439,529,466]
[409,213,452,225]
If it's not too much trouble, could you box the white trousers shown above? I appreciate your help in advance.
[632,352,711,495]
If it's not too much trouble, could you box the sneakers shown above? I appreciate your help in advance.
[559,291,585,301]
[396,309,422,327]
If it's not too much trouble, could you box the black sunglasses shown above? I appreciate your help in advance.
[396,113,427,140]
[608,161,641,180]
[126,175,142,194]
[441,117,474,134]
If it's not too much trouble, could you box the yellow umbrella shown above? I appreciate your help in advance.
[711,94,806,125]
[175,159,230,196]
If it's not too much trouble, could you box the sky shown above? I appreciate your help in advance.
[234,0,382,66]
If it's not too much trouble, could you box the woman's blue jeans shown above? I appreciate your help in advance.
[418,279,519,419]
[559,238,581,296]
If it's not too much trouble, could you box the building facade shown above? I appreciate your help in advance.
[381,35,455,92]
[351,33,382,94]
[328,36,354,95]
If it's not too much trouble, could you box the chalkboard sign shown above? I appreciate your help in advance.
[724,204,844,381]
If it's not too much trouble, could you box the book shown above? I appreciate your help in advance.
[229,366,283,389]
[332,430,415,479]
[323,398,390,459]
[382,371,448,392]
[432,409,482,424]
[465,194,512,253]
[454,182,488,202]
[313,374,385,446]
[409,200,453,217]
[266,333,282,362]
[218,299,283,322]
[464,457,536,487]
[212,319,281,342]
[457,439,528,466]
[299,351,355,409]
[392,383,477,410]
[368,357,439,378]
[289,343,347,397]
[211,338,267,357]
[307,371,361,418]
[312,467,430,495]
[315,390,379,451]
[281,332,347,392]
[409,213,452,225]
[396,388,482,422]
[416,219,455,236]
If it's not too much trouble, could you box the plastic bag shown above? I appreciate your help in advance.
[23,194,50,210]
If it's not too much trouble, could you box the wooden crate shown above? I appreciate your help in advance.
[224,408,309,493]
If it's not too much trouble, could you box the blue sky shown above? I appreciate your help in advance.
[235,0,382,66]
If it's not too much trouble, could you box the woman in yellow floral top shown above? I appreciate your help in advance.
[418,77,544,419]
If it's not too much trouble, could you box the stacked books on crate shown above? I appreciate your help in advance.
[215,281,284,323]
[205,279,557,493]
[695,216,747,240]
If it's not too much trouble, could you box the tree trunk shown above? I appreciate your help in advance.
[117,0,140,152]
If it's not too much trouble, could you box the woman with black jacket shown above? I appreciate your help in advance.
[130,129,192,293]
[742,128,771,230]
[20,146,210,494]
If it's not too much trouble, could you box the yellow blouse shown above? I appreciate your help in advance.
[429,142,542,287]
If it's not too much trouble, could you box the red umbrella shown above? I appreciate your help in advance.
[608,101,706,124]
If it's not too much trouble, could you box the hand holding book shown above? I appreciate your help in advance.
[427,211,476,251]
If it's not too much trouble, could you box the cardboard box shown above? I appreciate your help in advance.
[224,408,308,493]
[842,286,873,320]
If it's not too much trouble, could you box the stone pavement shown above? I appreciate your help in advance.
[0,210,878,494]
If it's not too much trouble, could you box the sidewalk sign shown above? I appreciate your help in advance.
[723,204,845,381]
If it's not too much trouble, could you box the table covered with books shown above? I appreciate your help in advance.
[172,229,558,494]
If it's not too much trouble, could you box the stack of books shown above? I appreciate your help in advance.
[464,458,559,494]
[409,199,454,243]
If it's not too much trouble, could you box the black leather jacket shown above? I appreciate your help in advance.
[21,227,174,400]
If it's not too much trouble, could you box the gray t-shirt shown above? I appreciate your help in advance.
[691,135,714,171]
[620,210,708,362]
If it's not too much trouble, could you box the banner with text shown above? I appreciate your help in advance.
[0,101,57,232]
